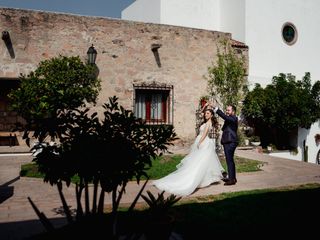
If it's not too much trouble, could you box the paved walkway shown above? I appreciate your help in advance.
[0,148,320,239]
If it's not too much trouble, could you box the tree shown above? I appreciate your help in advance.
[8,55,101,143]
[33,97,177,227]
[207,40,247,110]
[8,55,178,237]
[242,72,320,148]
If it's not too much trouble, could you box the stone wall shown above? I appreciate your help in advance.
[0,7,248,142]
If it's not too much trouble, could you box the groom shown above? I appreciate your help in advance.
[211,102,238,186]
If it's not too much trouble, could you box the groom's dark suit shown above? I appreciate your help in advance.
[216,109,238,182]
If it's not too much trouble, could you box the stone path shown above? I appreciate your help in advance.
[0,148,320,239]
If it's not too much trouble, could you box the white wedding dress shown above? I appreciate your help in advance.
[152,122,224,196]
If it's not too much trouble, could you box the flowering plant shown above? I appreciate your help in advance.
[200,95,209,108]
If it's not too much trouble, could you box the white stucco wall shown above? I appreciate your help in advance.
[122,0,220,30]
[161,0,220,30]
[300,121,320,164]
[245,0,320,87]
[270,121,320,164]
[220,0,245,42]
[121,0,161,24]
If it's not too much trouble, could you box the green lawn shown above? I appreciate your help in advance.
[20,163,45,178]
[20,154,263,181]
[146,154,263,180]
[20,163,80,183]
[170,183,320,237]
[122,183,320,238]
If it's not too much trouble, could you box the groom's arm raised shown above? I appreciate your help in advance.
[209,100,237,123]
[215,109,237,123]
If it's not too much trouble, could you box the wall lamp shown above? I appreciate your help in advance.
[87,44,97,65]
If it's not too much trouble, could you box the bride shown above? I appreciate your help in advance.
[152,108,224,196]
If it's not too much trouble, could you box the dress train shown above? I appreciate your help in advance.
[152,123,224,196]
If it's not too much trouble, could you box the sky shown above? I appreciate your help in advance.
[0,0,135,19]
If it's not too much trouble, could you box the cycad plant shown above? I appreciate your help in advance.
[141,190,181,220]
[141,190,181,239]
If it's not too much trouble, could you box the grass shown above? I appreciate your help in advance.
[20,163,45,178]
[119,183,320,238]
[20,154,263,182]
[170,183,320,237]
[20,163,80,183]
[145,154,263,180]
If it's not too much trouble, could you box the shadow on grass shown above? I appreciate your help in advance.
[172,184,320,238]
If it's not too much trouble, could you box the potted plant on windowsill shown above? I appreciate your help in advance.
[141,190,181,240]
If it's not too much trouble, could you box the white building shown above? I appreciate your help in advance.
[122,0,320,164]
